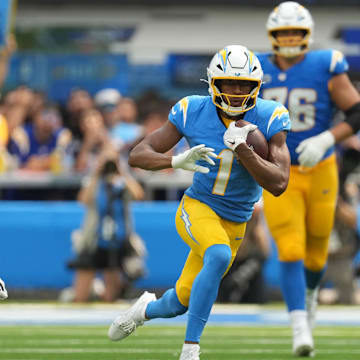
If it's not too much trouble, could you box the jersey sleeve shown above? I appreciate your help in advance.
[168,96,190,135]
[328,49,349,75]
[266,104,291,139]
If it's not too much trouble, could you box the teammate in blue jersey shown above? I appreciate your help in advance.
[258,2,360,357]
[107,45,290,360]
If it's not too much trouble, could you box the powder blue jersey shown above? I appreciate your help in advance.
[169,95,290,223]
[257,49,348,165]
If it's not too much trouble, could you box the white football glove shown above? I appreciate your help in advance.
[223,121,258,151]
[295,130,335,167]
[0,278,8,300]
[171,144,217,174]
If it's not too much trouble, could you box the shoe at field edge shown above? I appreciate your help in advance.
[108,291,156,341]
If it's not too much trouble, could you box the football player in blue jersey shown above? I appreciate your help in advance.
[258,2,360,357]
[108,45,291,360]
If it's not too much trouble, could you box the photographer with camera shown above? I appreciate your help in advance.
[67,146,145,302]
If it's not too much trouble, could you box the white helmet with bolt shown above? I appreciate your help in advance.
[207,45,263,115]
[266,1,314,57]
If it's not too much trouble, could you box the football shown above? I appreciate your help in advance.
[235,119,269,160]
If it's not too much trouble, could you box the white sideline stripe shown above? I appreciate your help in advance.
[11,328,355,339]
[1,304,360,325]
[2,338,360,345]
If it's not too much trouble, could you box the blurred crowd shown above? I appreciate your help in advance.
[0,78,185,202]
[0,85,173,177]
[0,36,178,189]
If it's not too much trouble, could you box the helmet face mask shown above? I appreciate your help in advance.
[266,1,314,58]
[212,78,260,114]
[207,45,263,115]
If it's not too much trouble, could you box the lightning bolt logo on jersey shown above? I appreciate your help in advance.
[169,95,290,223]
[257,49,348,165]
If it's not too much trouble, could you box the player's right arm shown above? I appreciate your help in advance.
[328,73,360,139]
[129,120,217,174]
[235,130,290,196]
[129,120,183,171]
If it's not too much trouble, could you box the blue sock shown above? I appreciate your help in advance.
[305,266,326,290]
[146,288,187,319]
[185,244,232,342]
[279,260,306,311]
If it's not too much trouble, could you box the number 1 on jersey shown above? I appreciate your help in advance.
[212,149,234,196]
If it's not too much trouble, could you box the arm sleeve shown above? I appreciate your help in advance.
[344,102,360,134]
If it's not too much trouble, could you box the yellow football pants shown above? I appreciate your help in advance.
[174,195,247,307]
[263,154,338,271]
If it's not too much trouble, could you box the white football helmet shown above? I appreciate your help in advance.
[207,45,263,115]
[266,1,314,58]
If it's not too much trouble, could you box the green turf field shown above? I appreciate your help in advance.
[0,325,359,360]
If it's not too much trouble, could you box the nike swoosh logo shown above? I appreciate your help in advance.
[282,119,290,127]
[171,108,177,115]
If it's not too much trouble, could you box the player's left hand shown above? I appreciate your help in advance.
[0,278,8,300]
[295,130,335,167]
[223,121,257,151]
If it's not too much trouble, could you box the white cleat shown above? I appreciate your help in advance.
[290,310,314,357]
[292,324,314,357]
[306,288,319,330]
[179,343,200,360]
[108,291,156,341]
